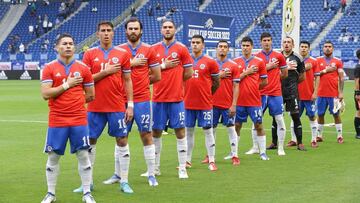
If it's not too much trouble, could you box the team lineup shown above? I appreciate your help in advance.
[39,17,347,203]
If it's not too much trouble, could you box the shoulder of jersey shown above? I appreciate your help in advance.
[113,46,128,53]
[141,42,152,47]
[44,59,57,67]
[75,60,88,67]
[253,56,264,62]
[175,41,187,48]
[333,56,342,61]
[152,42,162,47]
[232,57,242,62]
[117,43,127,48]
[309,56,316,61]
[227,59,238,65]
[292,52,303,60]
[86,46,98,52]
[203,54,215,60]
[316,56,324,60]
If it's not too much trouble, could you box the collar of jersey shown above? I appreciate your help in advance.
[192,53,205,66]
[162,40,177,55]
[216,58,229,70]
[57,59,75,75]
[127,41,142,57]
[99,46,114,60]
[261,49,273,56]
[241,55,254,68]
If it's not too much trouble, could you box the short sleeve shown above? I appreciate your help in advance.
[210,59,220,76]
[337,59,344,69]
[313,59,320,76]
[82,50,92,69]
[278,53,287,69]
[181,46,193,68]
[231,63,240,82]
[148,46,161,68]
[259,59,267,78]
[41,65,53,83]
[82,65,94,87]
[121,51,131,73]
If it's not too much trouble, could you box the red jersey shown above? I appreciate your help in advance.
[152,41,193,102]
[118,42,160,102]
[41,59,94,127]
[82,46,131,112]
[213,58,240,109]
[317,56,343,97]
[298,56,320,100]
[184,54,219,110]
[255,50,287,96]
[234,56,267,107]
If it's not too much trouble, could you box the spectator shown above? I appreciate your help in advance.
[148,5,153,16]
[156,2,161,10]
[47,21,53,31]
[341,0,346,13]
[55,18,61,27]
[29,25,34,34]
[30,2,36,16]
[42,14,49,33]
[42,0,49,6]
[19,43,25,53]
[91,6,98,12]
[169,7,177,16]
[35,24,40,38]
[323,0,329,11]
[308,19,317,29]
[131,6,136,17]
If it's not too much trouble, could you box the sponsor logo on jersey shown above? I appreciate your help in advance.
[55,72,61,77]
[138,54,145,58]
[0,71,8,80]
[20,71,32,80]
[94,57,99,62]
[112,57,119,64]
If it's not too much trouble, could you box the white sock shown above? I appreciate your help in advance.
[177,137,187,169]
[153,137,162,169]
[251,125,258,150]
[46,152,60,195]
[186,127,195,163]
[118,144,130,183]
[227,126,238,157]
[310,120,318,141]
[213,127,217,141]
[290,120,297,142]
[204,128,215,163]
[318,124,324,137]
[275,115,286,148]
[114,145,120,177]
[143,144,155,177]
[76,150,92,194]
[257,135,266,154]
[335,123,343,137]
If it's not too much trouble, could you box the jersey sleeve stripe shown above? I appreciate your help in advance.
[211,73,220,76]
[314,72,320,76]
[83,82,94,87]
[183,64,192,68]
[280,65,287,69]
[122,70,131,73]
[149,63,160,67]
[233,78,240,82]
[260,74,268,78]
[41,79,53,83]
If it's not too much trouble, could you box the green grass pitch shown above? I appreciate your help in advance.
[0,80,359,203]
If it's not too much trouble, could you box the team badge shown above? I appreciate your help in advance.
[271,58,278,63]
[47,145,53,152]
[200,64,205,69]
[74,71,81,77]
[138,54,145,58]
[331,62,336,67]
[171,52,178,58]
[112,57,119,64]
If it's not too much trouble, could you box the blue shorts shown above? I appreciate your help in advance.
[88,112,128,139]
[236,106,263,124]
[152,102,185,130]
[44,125,90,155]
[185,109,213,128]
[127,101,152,133]
[317,97,338,116]
[213,107,235,127]
[261,95,284,116]
[299,100,316,118]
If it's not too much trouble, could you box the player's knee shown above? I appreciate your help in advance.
[203,126,211,130]
[116,136,128,147]
[46,152,60,170]
[76,150,91,170]
[274,115,286,130]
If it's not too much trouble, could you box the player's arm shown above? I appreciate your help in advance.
[93,62,121,82]
[229,82,239,117]
[183,66,193,81]
[149,65,161,84]
[211,75,220,94]
[239,66,258,80]
[266,60,279,71]
[41,74,83,100]
[298,60,306,83]
[355,75,360,102]
[338,68,345,100]
[84,85,95,103]
[305,62,312,71]
[280,67,288,80]
[298,72,305,83]
[123,72,134,122]
[259,77,268,89]
[312,75,320,101]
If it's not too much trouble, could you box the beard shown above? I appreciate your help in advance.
[163,33,174,41]
[127,33,141,43]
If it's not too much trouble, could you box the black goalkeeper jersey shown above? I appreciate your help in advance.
[281,51,305,99]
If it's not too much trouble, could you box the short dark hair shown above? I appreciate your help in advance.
[161,19,176,28]
[324,40,334,47]
[217,40,229,47]
[97,21,114,31]
[124,17,143,30]
[56,33,74,45]
[284,36,294,45]
[241,36,253,46]
[356,49,360,60]
[300,40,310,47]
[191,34,204,43]
[260,32,272,40]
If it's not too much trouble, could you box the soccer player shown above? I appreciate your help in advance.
[103,18,161,186]
[354,49,360,139]
[316,41,345,143]
[273,36,306,151]
[185,35,220,171]
[41,33,96,203]
[148,19,193,179]
[249,32,288,156]
[233,36,269,160]
[74,21,135,194]
[288,41,320,148]
[212,40,240,165]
